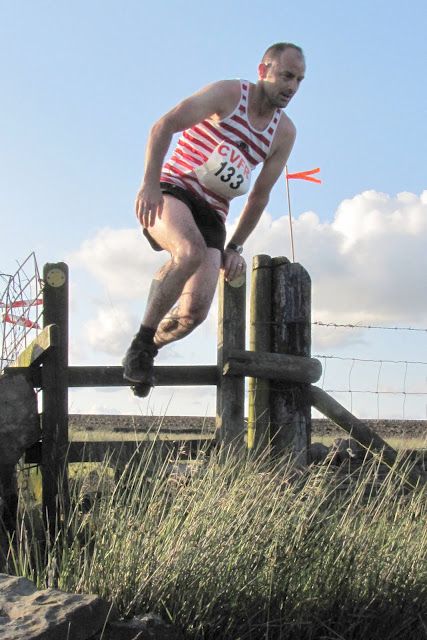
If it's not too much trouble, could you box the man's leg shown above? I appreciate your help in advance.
[123,195,210,391]
[141,197,210,331]
[154,247,222,348]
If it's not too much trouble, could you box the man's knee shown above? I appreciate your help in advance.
[173,240,207,274]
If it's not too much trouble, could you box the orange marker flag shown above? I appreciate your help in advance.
[284,165,321,263]
[286,167,321,184]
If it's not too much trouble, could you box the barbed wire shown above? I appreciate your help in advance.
[313,355,427,366]
[323,390,426,396]
[313,321,426,332]
[251,320,427,332]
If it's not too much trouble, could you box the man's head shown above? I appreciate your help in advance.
[261,42,305,67]
[258,42,306,109]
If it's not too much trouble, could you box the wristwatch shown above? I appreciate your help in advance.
[226,242,244,255]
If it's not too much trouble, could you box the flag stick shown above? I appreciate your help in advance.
[285,164,295,263]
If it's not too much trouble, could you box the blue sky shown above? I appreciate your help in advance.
[1,1,426,420]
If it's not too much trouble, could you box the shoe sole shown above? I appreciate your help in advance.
[131,383,152,398]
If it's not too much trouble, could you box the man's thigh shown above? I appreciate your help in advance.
[146,195,206,255]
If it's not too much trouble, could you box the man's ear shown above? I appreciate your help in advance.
[258,63,269,80]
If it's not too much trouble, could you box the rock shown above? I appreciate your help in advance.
[331,437,372,465]
[0,374,41,465]
[90,612,183,640]
[0,573,118,640]
[0,464,18,531]
[0,487,6,572]
[310,442,330,463]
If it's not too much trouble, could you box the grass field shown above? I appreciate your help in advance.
[8,437,427,640]
[69,426,426,449]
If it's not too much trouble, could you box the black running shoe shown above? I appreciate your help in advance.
[122,338,158,388]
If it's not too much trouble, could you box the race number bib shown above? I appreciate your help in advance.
[195,142,251,199]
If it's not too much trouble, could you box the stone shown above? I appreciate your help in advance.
[0,486,6,572]
[0,374,41,465]
[0,464,18,532]
[331,437,372,465]
[90,613,183,640]
[0,573,117,640]
[310,442,330,463]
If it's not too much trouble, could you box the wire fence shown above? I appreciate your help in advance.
[0,253,43,371]
[312,322,427,420]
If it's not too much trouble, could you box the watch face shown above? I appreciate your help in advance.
[228,243,243,254]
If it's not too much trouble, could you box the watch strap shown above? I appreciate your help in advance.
[226,242,243,254]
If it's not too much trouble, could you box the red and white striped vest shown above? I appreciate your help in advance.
[161,80,282,221]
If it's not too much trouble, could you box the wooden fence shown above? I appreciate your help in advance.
[4,257,425,531]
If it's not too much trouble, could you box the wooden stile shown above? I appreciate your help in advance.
[10,252,421,534]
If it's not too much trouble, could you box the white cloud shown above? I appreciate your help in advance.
[68,227,165,299]
[244,190,427,330]
[68,385,217,417]
[84,305,139,356]
[69,189,427,359]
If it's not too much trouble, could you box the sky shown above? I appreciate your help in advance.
[1,0,426,421]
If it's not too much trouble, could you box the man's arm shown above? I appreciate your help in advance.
[135,80,240,228]
[223,117,296,281]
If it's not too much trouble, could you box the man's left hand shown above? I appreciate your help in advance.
[222,247,247,282]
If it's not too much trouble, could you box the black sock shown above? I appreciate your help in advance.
[135,324,156,344]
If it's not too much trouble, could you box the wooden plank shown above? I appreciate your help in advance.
[224,349,322,384]
[310,386,426,489]
[216,273,246,453]
[248,255,272,452]
[8,324,59,368]
[270,259,312,463]
[2,366,42,387]
[67,438,216,463]
[25,438,216,465]
[5,364,218,388]
[41,262,70,533]
[68,365,219,387]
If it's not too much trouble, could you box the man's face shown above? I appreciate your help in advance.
[260,49,306,109]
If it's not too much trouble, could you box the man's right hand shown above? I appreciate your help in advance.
[135,183,164,228]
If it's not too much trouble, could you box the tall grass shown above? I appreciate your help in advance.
[6,442,427,640]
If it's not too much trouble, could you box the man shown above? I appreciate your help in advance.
[123,42,306,396]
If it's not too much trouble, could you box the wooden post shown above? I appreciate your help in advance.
[248,255,272,452]
[270,258,311,463]
[41,263,69,532]
[310,386,426,489]
[216,273,246,453]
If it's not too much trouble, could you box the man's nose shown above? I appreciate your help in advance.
[288,78,298,94]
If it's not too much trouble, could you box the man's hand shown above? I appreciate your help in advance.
[135,183,164,228]
[222,247,247,282]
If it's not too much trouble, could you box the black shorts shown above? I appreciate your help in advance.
[143,182,227,253]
